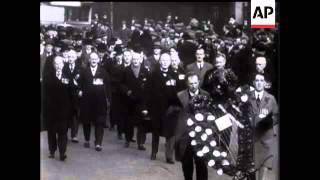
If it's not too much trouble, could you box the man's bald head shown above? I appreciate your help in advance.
[131,51,143,67]
[255,56,267,73]
[89,52,99,67]
[159,53,171,70]
[53,56,64,71]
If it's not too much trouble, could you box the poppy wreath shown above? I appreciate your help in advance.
[187,85,254,178]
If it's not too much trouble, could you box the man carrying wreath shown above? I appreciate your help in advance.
[174,72,210,180]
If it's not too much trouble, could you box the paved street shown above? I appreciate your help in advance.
[40,125,277,180]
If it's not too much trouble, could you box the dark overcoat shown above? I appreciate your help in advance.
[78,65,111,125]
[174,89,210,161]
[42,67,71,128]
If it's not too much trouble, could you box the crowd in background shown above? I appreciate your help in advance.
[41,13,279,97]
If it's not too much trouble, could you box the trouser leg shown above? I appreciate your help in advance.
[117,116,124,136]
[124,117,134,142]
[94,121,104,146]
[83,123,91,142]
[165,136,175,160]
[137,121,146,145]
[47,124,57,154]
[117,107,127,136]
[194,152,208,180]
[57,122,68,156]
[110,106,117,128]
[181,145,194,180]
[70,108,79,138]
[151,132,159,154]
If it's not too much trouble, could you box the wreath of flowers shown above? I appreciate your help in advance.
[186,85,255,178]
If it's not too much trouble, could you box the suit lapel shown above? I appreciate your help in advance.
[138,66,147,80]
[130,66,141,79]
[74,64,80,76]
[92,65,102,78]
[53,69,62,84]
[201,63,208,77]
[178,90,189,109]
[127,66,135,79]
[87,66,94,79]
[95,65,101,78]
[192,63,200,74]
[88,67,93,78]
[260,91,269,109]
[68,65,73,75]
[249,91,259,112]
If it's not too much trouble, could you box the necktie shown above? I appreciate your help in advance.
[256,95,261,107]
[199,64,202,70]
[70,65,74,73]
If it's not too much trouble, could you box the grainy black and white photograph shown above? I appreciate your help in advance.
[40,2,279,180]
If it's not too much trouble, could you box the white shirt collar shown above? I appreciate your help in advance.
[255,90,264,100]
[124,63,130,67]
[69,63,75,69]
[91,66,98,75]
[131,64,141,70]
[56,70,62,80]
[189,89,200,97]
[228,46,233,52]
[197,62,204,69]
[160,67,168,73]
[154,54,160,61]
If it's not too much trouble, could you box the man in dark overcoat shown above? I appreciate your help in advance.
[148,52,179,163]
[42,56,71,161]
[120,51,151,150]
[64,50,82,143]
[78,52,111,151]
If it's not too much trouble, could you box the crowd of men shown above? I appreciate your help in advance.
[41,13,279,180]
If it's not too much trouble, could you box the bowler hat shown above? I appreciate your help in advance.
[114,45,123,55]
[153,41,161,49]
[74,45,82,52]
[61,43,70,52]
[83,39,93,46]
[97,43,108,53]
[132,44,143,53]
[54,40,64,48]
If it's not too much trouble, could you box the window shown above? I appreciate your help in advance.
[40,4,65,23]
[65,6,91,22]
